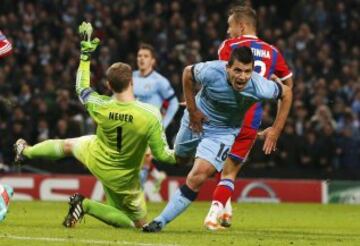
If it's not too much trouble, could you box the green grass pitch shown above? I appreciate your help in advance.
[0,201,359,245]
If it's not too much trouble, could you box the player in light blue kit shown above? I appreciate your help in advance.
[133,44,179,190]
[133,44,179,128]
[143,46,292,232]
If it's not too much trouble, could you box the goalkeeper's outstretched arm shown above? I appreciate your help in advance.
[75,22,100,105]
[75,22,106,124]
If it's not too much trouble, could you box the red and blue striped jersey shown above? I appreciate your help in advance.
[218,35,292,81]
[218,35,292,129]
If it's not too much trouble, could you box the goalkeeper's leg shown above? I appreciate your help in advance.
[82,199,136,228]
[14,136,93,162]
[81,185,147,228]
[15,139,67,162]
[63,193,137,228]
[14,136,92,163]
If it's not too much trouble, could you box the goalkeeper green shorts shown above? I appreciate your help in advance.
[72,135,95,168]
[72,135,147,221]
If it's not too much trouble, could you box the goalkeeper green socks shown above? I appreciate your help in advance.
[23,140,66,160]
[83,199,135,228]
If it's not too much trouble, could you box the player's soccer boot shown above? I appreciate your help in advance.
[219,199,232,228]
[13,138,28,164]
[219,212,232,228]
[63,193,85,228]
[153,171,167,192]
[204,202,225,231]
[142,220,163,232]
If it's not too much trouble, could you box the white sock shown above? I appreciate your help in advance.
[212,201,224,212]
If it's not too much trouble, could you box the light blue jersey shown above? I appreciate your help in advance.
[133,70,179,128]
[192,60,281,128]
[175,60,281,171]
[152,60,283,230]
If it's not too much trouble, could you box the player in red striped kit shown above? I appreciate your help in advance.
[204,6,293,230]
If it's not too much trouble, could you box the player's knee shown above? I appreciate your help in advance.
[186,172,209,191]
[186,161,215,191]
[187,177,201,190]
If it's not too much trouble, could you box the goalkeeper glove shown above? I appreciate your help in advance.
[78,22,100,61]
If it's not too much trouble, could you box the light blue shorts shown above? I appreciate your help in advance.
[174,118,238,172]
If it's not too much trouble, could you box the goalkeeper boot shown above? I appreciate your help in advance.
[142,220,163,233]
[219,199,232,228]
[204,201,225,231]
[63,193,85,228]
[14,139,28,164]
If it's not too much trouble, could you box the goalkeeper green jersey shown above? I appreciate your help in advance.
[75,60,175,192]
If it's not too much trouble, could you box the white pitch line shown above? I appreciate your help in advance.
[0,234,178,246]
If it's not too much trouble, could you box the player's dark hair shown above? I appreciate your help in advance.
[106,62,132,93]
[228,46,254,67]
[229,5,257,30]
[139,43,156,59]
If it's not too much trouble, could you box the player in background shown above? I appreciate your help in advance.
[204,6,293,230]
[0,30,14,222]
[143,47,292,232]
[133,43,179,191]
[13,22,176,229]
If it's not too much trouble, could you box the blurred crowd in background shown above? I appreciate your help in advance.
[0,0,359,178]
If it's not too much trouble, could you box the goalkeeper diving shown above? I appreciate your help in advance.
[14,22,176,229]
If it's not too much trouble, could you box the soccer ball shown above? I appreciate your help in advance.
[0,184,13,222]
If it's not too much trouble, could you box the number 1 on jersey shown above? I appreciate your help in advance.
[117,126,122,151]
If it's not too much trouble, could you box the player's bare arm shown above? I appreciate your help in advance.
[273,75,293,133]
[258,78,292,155]
[281,77,294,89]
[182,65,207,133]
